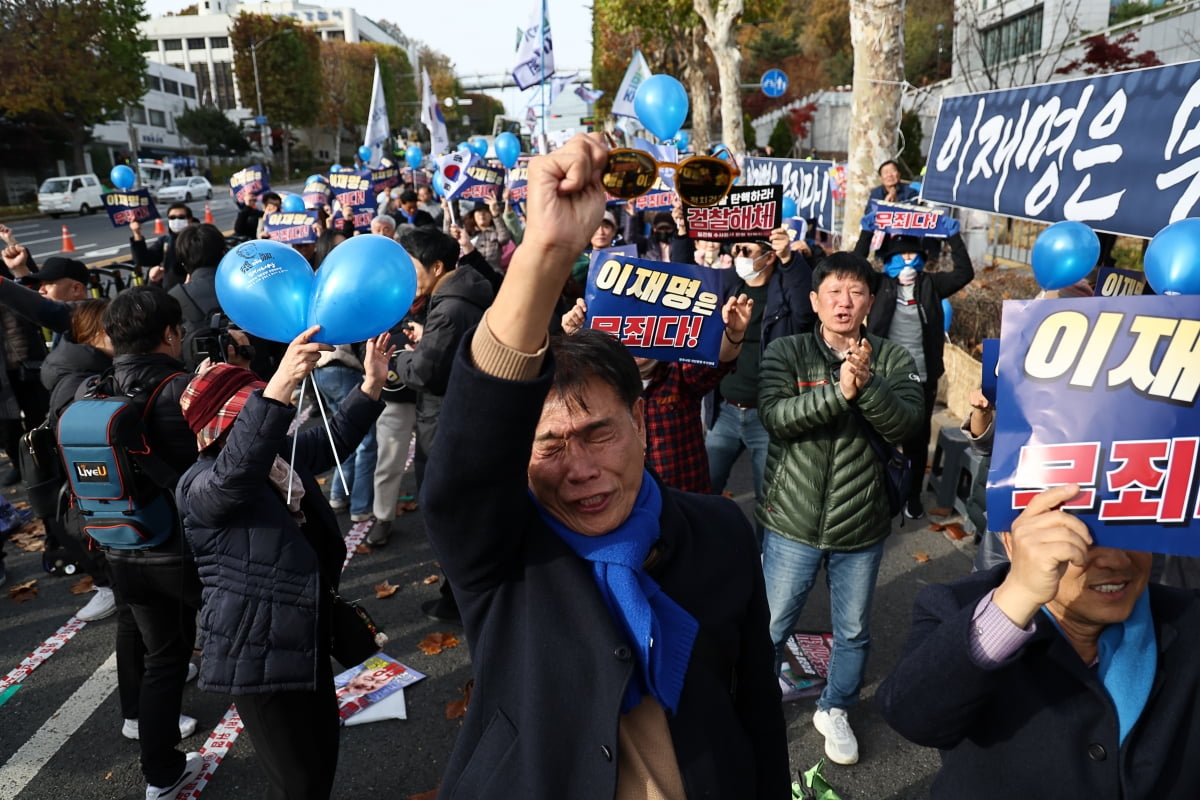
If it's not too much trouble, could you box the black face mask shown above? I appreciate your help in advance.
[653,229,672,243]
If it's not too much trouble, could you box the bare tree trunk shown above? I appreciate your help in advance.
[693,0,746,154]
[842,0,907,243]
[282,125,291,179]
[685,27,713,152]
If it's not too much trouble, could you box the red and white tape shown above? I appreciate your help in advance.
[180,704,244,798]
[0,616,88,693]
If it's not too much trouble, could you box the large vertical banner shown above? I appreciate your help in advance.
[741,157,836,233]
[987,294,1200,555]
[922,60,1200,238]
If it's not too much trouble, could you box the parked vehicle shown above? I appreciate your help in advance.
[155,176,213,203]
[37,174,104,218]
[137,162,176,198]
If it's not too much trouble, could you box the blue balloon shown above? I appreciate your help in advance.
[358,145,373,163]
[280,194,305,213]
[942,298,953,333]
[216,240,314,344]
[405,145,423,169]
[676,130,690,153]
[711,143,732,161]
[1144,218,1200,295]
[910,181,923,194]
[308,235,417,345]
[469,137,489,158]
[634,74,689,141]
[306,174,325,185]
[457,141,471,153]
[781,197,798,219]
[1031,221,1100,291]
[431,171,446,198]
[494,132,520,169]
[110,165,135,191]
[330,164,343,173]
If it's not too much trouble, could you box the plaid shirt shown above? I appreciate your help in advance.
[644,360,735,494]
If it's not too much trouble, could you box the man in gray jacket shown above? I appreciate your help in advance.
[757,252,923,766]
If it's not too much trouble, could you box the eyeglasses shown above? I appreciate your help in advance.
[732,244,764,257]
[601,139,740,208]
[167,215,189,220]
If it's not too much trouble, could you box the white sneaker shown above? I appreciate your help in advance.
[145,751,204,800]
[76,587,117,622]
[186,662,199,683]
[813,707,859,765]
[123,714,199,741]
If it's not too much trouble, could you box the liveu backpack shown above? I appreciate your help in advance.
[56,372,182,550]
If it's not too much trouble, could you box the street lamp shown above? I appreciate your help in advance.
[248,31,291,160]
[936,23,946,78]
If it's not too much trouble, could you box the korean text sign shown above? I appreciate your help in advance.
[229,165,269,208]
[103,189,159,227]
[741,158,835,232]
[922,60,1200,238]
[265,211,319,245]
[584,255,724,367]
[987,295,1200,555]
[685,185,781,241]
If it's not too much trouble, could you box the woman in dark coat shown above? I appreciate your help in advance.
[175,326,390,800]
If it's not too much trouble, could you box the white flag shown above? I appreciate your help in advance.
[511,1,554,91]
[612,50,651,119]
[363,58,390,169]
[575,85,604,104]
[421,68,449,158]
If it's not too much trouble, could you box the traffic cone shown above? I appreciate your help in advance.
[154,216,166,235]
[60,225,76,253]
[204,203,214,224]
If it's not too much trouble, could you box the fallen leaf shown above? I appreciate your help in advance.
[912,552,931,564]
[408,790,439,800]
[374,580,399,599]
[10,521,46,552]
[397,499,418,514]
[445,678,475,719]
[942,522,969,542]
[929,522,946,532]
[316,476,327,485]
[105,771,113,780]
[418,632,459,655]
[69,576,96,595]
[721,491,734,499]
[11,500,30,510]
[422,574,439,585]
[355,543,372,555]
[929,507,952,517]
[8,579,38,602]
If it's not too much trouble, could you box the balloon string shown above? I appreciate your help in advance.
[287,375,306,506]
[311,379,349,496]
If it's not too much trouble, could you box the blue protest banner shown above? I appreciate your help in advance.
[302,177,332,210]
[923,60,1200,238]
[229,165,270,208]
[588,245,638,274]
[684,185,781,241]
[370,157,400,195]
[506,157,530,218]
[332,203,376,234]
[1094,267,1148,297]
[102,189,159,227]
[865,199,958,238]
[741,157,835,232]
[584,254,724,366]
[265,210,319,245]
[981,337,999,404]
[987,294,1200,555]
[328,171,372,213]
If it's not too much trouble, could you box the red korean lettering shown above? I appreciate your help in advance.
[590,316,622,337]
[621,316,653,347]
[1011,442,1101,510]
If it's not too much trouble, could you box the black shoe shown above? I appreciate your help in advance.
[903,498,926,520]
[366,520,391,547]
[421,599,462,626]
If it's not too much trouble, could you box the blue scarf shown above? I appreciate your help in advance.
[1044,588,1156,744]
[884,252,925,277]
[533,471,698,714]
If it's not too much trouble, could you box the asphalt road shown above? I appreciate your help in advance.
[0,441,976,800]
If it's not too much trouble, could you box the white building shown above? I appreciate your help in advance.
[91,61,201,163]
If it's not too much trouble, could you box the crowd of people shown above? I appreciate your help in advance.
[0,132,1193,799]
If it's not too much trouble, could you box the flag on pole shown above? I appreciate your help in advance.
[575,85,604,104]
[363,58,390,169]
[421,68,449,158]
[524,72,577,111]
[612,50,651,118]
[512,1,554,91]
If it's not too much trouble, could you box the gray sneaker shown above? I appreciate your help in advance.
[813,707,859,765]
[76,587,117,621]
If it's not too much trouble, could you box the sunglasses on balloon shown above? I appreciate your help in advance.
[601,135,740,208]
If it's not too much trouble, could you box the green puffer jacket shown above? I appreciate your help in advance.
[755,328,924,551]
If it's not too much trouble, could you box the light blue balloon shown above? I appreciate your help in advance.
[215,240,314,344]
[1144,218,1200,295]
[405,146,423,168]
[942,298,953,333]
[306,174,324,185]
[357,145,373,163]
[910,181,923,193]
[469,137,489,158]
[110,165,136,191]
[1031,221,1100,291]
[308,234,417,345]
[494,132,520,169]
[457,141,471,153]
[711,143,732,161]
[280,194,305,213]
[431,171,445,198]
[634,74,689,142]
[676,130,690,153]
[781,197,798,219]
[330,164,343,173]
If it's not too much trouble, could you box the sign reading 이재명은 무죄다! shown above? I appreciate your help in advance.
[987,294,1200,555]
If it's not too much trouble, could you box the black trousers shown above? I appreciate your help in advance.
[901,379,940,505]
[236,655,340,800]
[106,551,202,787]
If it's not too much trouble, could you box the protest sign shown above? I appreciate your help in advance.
[864,199,958,238]
[332,202,375,234]
[584,254,723,366]
[302,177,331,210]
[741,157,836,232]
[631,178,676,213]
[229,165,269,208]
[987,294,1200,555]
[588,245,637,274]
[981,338,999,405]
[684,185,781,241]
[328,171,371,211]
[102,189,158,227]
[507,157,530,217]
[1094,267,1148,297]
[264,210,319,245]
[923,60,1200,238]
[370,157,400,195]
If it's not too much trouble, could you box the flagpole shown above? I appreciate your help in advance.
[539,0,547,149]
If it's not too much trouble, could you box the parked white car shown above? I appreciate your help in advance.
[37,174,104,217]
[154,176,213,204]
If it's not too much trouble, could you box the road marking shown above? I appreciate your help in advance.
[0,617,88,692]
[31,244,97,259]
[8,235,63,247]
[0,652,117,798]
[82,247,121,258]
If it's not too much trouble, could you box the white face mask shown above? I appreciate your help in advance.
[734,256,758,281]
[167,218,189,234]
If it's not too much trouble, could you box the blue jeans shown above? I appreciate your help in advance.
[763,532,886,711]
[313,364,377,516]
[706,401,769,546]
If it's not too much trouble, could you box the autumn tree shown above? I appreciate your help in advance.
[693,0,748,153]
[230,12,322,176]
[176,105,250,155]
[1054,31,1162,75]
[0,0,149,172]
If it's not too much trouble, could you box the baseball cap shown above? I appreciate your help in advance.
[33,257,89,285]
